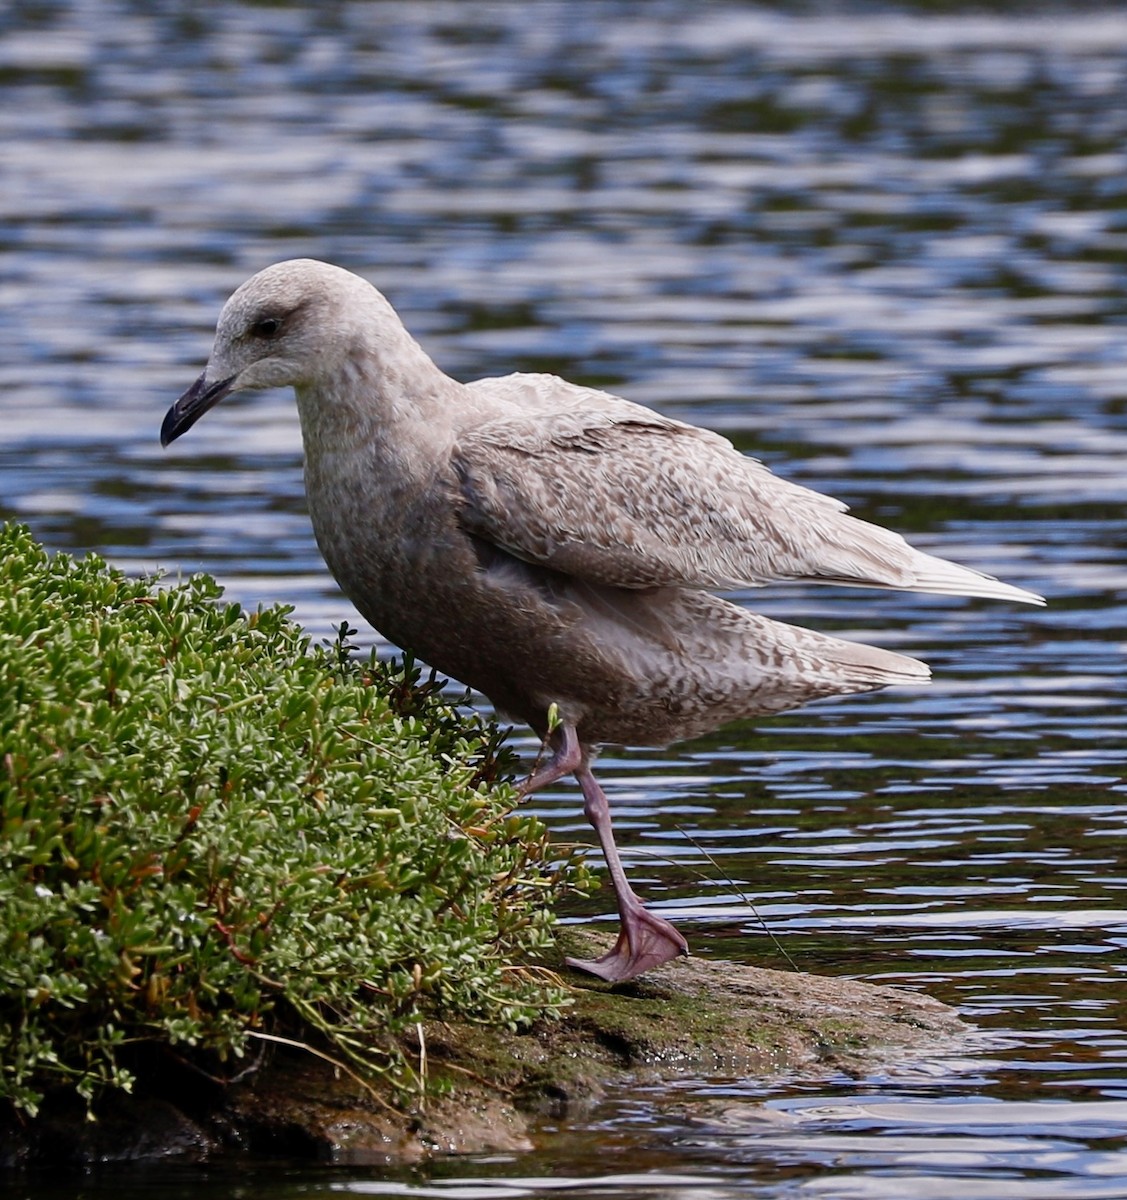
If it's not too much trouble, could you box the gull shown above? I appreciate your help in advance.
[161,259,1043,983]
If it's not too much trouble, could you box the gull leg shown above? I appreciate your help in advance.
[519,722,688,982]
[517,723,584,796]
[565,762,689,983]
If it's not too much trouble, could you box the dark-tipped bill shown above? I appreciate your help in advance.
[160,373,236,447]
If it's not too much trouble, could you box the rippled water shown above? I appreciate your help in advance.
[4,2,1127,1196]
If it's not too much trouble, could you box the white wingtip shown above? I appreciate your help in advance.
[909,553,1045,606]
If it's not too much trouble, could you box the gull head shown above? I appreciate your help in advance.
[160,259,383,447]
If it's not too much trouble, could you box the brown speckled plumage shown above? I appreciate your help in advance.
[162,259,1043,982]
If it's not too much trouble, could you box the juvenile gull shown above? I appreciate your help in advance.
[161,259,1044,983]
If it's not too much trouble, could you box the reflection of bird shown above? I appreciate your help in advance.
[162,259,1044,983]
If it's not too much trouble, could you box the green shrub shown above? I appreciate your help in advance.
[0,523,587,1116]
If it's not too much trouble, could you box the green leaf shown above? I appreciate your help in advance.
[0,523,590,1115]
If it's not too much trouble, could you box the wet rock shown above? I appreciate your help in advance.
[0,940,967,1168]
[0,1091,215,1169]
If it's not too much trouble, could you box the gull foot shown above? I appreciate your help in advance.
[565,909,689,983]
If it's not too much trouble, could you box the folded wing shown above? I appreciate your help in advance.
[453,376,1043,605]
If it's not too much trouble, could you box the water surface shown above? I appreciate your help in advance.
[3,3,1126,1197]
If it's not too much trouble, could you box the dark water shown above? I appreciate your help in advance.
[3,2,1127,1196]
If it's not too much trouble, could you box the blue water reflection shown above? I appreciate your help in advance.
[3,1,1126,1195]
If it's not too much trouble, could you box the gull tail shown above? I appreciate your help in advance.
[750,610,932,704]
[822,637,932,689]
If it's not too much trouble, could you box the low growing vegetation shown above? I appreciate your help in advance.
[0,523,587,1116]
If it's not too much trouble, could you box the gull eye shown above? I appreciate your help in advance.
[250,315,283,339]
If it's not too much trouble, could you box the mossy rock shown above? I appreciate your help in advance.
[1,934,964,1166]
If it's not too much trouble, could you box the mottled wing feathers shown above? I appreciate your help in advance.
[453,375,1042,604]
[454,417,884,590]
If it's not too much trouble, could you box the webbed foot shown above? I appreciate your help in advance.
[565,906,689,983]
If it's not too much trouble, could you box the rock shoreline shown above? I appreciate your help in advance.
[1,934,966,1168]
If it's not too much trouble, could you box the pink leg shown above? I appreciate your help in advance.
[521,724,687,982]
[564,763,688,982]
[517,724,584,797]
